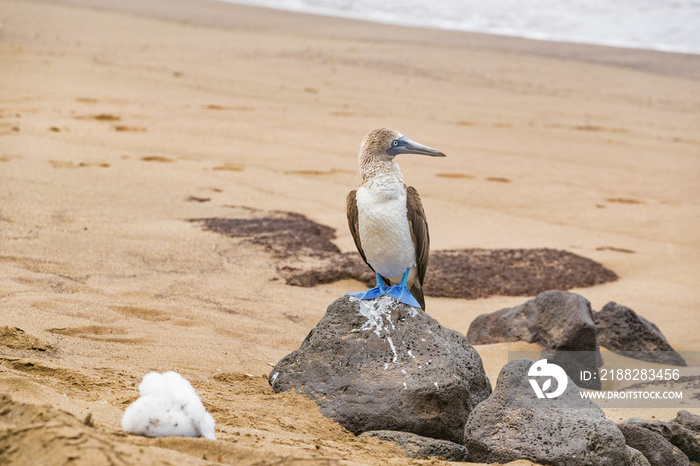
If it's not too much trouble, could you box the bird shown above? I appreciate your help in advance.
[346,128,445,310]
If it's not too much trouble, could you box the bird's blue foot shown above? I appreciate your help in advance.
[346,273,390,300]
[346,284,390,300]
[346,268,421,309]
[386,285,421,308]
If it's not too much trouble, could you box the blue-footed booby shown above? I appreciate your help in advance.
[346,128,445,310]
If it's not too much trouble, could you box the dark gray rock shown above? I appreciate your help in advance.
[467,290,602,389]
[594,302,686,366]
[627,448,651,466]
[617,422,690,466]
[622,418,700,462]
[269,295,492,444]
[464,359,633,466]
[675,410,700,432]
[359,430,469,461]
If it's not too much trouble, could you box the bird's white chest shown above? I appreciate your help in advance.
[356,184,416,280]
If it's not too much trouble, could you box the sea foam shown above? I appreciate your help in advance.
[218,0,700,55]
[122,371,216,440]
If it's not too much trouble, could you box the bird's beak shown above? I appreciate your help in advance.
[387,136,446,157]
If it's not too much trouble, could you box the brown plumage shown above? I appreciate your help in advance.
[346,128,445,310]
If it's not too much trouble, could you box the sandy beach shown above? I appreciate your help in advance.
[1,0,699,463]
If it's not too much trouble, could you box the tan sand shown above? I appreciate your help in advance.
[1,0,699,463]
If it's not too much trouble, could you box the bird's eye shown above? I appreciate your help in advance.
[392,140,399,146]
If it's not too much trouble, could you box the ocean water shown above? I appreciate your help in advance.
[219,0,700,55]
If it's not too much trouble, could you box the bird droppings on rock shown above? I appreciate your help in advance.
[269,295,491,444]
[189,208,618,299]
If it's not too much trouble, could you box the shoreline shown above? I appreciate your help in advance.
[40,0,700,80]
[214,0,700,57]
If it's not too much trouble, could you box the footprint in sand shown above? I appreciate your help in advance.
[141,156,174,163]
[596,246,636,254]
[0,123,20,135]
[49,160,110,168]
[110,305,171,322]
[0,326,50,352]
[485,176,512,183]
[186,195,211,203]
[75,113,121,122]
[211,164,243,171]
[48,325,147,344]
[435,173,474,179]
[2,358,93,387]
[113,125,146,132]
[605,197,644,205]
[203,104,254,111]
[284,168,347,176]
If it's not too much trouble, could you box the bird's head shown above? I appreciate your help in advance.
[359,128,445,181]
[361,128,446,161]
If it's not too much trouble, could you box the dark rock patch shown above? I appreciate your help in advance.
[622,418,700,462]
[617,422,690,466]
[283,253,371,287]
[288,248,618,300]
[359,430,469,461]
[467,290,601,389]
[464,359,632,466]
[190,211,339,259]
[594,302,686,366]
[426,248,617,299]
[269,295,492,444]
[189,209,618,300]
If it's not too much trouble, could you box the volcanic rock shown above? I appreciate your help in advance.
[359,430,469,461]
[617,422,690,466]
[467,290,601,389]
[269,295,492,444]
[627,448,652,466]
[464,359,633,466]
[675,410,700,433]
[622,418,700,462]
[594,302,686,366]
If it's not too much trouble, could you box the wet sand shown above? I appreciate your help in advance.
[1,0,699,464]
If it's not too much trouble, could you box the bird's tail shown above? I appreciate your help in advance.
[410,282,426,311]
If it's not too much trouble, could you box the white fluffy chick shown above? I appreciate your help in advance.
[122,371,216,440]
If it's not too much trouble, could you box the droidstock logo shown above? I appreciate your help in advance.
[528,359,568,399]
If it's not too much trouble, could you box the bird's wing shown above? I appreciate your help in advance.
[347,190,374,273]
[406,186,429,284]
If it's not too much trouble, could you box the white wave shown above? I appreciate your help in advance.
[216,0,700,55]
